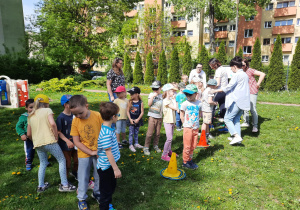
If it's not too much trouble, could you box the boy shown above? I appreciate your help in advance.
[144,81,163,156]
[180,84,201,170]
[181,75,188,85]
[16,99,35,171]
[70,95,103,210]
[175,82,187,131]
[201,79,218,141]
[56,94,78,179]
[97,102,121,210]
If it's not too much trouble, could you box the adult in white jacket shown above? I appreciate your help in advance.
[188,63,207,88]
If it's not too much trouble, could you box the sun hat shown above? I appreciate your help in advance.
[60,94,72,106]
[162,84,178,92]
[114,86,126,93]
[178,82,186,89]
[150,81,162,88]
[192,76,203,83]
[183,84,198,94]
[127,87,141,94]
[207,79,218,86]
[34,94,49,104]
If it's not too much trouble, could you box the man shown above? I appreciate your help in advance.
[188,64,207,88]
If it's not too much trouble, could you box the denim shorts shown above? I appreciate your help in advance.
[116,120,126,134]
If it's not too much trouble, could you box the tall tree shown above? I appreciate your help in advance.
[217,41,226,65]
[157,50,168,84]
[144,52,154,84]
[133,52,143,84]
[182,42,193,75]
[288,38,300,90]
[123,52,133,83]
[197,46,211,79]
[168,47,180,83]
[250,38,263,71]
[237,46,244,58]
[265,35,285,91]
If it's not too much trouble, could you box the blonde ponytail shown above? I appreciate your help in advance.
[29,98,49,118]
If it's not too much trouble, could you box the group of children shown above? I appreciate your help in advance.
[15,74,219,210]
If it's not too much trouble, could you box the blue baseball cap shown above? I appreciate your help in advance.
[61,94,72,106]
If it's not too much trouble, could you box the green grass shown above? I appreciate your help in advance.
[258,90,300,104]
[0,90,300,209]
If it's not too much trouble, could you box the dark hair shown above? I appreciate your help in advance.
[25,99,34,107]
[183,92,192,97]
[69,95,88,109]
[99,102,119,121]
[152,88,159,91]
[196,63,203,67]
[208,58,222,69]
[229,56,243,68]
[242,58,250,68]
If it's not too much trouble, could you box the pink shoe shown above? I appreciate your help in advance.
[88,180,94,190]
[168,151,179,157]
[129,145,136,152]
[161,155,171,161]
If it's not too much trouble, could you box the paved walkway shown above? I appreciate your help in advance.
[84,89,300,107]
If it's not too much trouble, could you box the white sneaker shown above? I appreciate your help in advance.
[207,134,214,139]
[230,135,243,145]
[129,145,136,152]
[134,143,144,149]
[228,136,234,141]
[218,118,224,122]
[252,127,258,133]
[241,122,250,127]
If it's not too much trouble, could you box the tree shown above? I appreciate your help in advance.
[265,35,285,91]
[182,42,193,76]
[288,38,300,90]
[123,52,133,83]
[197,45,211,79]
[217,41,226,65]
[168,47,180,83]
[250,38,263,72]
[144,52,154,84]
[157,50,168,84]
[237,46,244,58]
[133,52,143,84]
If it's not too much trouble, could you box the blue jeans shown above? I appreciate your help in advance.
[128,126,140,145]
[224,102,243,136]
[116,120,126,134]
[175,111,182,129]
[24,138,35,167]
[108,92,117,102]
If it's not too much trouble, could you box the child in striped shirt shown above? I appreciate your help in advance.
[97,102,121,210]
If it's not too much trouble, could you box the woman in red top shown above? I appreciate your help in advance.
[241,59,266,132]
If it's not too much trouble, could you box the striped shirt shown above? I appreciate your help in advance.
[97,125,120,170]
[245,68,259,94]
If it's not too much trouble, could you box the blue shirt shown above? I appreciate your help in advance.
[176,93,187,110]
[97,125,120,170]
[56,112,74,151]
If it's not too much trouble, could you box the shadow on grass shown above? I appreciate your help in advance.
[194,144,225,163]
[243,115,271,138]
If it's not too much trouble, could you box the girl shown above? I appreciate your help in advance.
[126,87,144,152]
[161,84,178,161]
[191,77,204,100]
[27,94,76,193]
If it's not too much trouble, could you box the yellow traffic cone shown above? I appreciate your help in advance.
[160,152,186,180]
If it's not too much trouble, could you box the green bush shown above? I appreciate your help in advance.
[123,52,133,83]
[237,47,243,59]
[250,38,263,72]
[68,74,89,83]
[197,46,211,79]
[133,52,143,84]
[182,42,193,76]
[216,41,226,64]
[157,50,168,85]
[144,52,154,85]
[288,38,300,90]
[37,77,82,92]
[168,47,180,83]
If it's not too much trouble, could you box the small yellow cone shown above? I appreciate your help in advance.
[162,153,181,178]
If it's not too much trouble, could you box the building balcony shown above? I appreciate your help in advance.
[214,18,229,23]
[171,20,187,28]
[171,6,175,13]
[272,25,294,35]
[125,39,138,46]
[214,31,228,39]
[274,7,297,17]
[125,10,137,17]
[171,36,184,44]
[271,43,293,52]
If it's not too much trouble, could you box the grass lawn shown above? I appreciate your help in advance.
[0,90,299,209]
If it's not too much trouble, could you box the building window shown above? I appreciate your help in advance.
[139,33,144,39]
[274,37,291,43]
[188,16,193,22]
[150,38,155,46]
[244,29,253,38]
[264,21,272,28]
[204,42,210,49]
[133,6,137,10]
[149,24,156,30]
[245,15,255,21]
[187,30,193,37]
[230,25,236,31]
[297,18,300,26]
[215,42,226,47]
[204,27,209,33]
[263,38,270,45]
[139,4,144,10]
[275,19,293,26]
[243,46,252,54]
[131,34,137,39]
[262,55,269,62]
[214,25,227,31]
[165,2,171,7]
[229,41,235,47]
[172,16,185,21]
[277,1,295,8]
[295,37,299,43]
[150,8,156,13]
[266,3,274,10]
[173,31,185,37]
[283,55,289,62]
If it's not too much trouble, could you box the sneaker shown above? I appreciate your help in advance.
[230,135,243,145]
[252,127,258,133]
[70,171,78,180]
[37,182,50,193]
[118,143,123,149]
[241,122,250,127]
[88,180,94,190]
[153,145,161,153]
[189,160,199,169]
[134,143,143,149]
[109,204,115,210]
[207,134,214,139]
[218,118,224,122]
[122,140,128,145]
[59,183,76,192]
[161,155,171,161]
[78,200,89,210]
[168,151,179,157]
[143,147,150,156]
[91,192,101,204]
[26,165,32,171]
[129,145,136,152]
[182,161,197,170]
[228,136,234,141]
[176,128,182,131]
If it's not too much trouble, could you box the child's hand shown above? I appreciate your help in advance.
[153,92,158,97]
[134,119,139,124]
[177,109,180,113]
[21,135,27,141]
[130,119,134,125]
[66,140,74,149]
[90,150,97,156]
[113,168,122,178]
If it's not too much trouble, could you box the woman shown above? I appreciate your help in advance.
[210,56,250,145]
[208,58,228,122]
[106,57,126,102]
[241,59,266,133]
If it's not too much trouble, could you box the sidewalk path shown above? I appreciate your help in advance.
[84,89,300,107]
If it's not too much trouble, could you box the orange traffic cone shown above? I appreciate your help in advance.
[197,130,210,148]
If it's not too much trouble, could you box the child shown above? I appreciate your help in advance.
[69,95,103,209]
[181,75,189,85]
[144,81,163,156]
[16,99,35,171]
[191,77,204,100]
[56,94,78,179]
[97,102,121,210]
[201,79,218,141]
[113,86,129,149]
[126,87,144,152]
[27,94,76,192]
[175,82,187,131]
[180,85,201,170]
[161,84,178,161]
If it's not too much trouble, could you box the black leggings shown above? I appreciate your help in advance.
[212,92,226,122]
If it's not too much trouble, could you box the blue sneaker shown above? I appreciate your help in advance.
[118,143,124,149]
[26,165,32,171]
[78,200,89,210]
[188,160,199,169]
[218,128,228,132]
[109,204,115,210]
[91,192,101,204]
[182,161,197,170]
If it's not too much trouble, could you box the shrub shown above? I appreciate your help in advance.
[288,38,300,90]
[168,47,180,83]
[216,41,226,65]
[197,45,211,79]
[157,50,168,85]
[237,47,243,59]
[133,52,143,84]
[123,52,133,83]
[250,38,263,72]
[182,42,193,75]
[144,52,154,85]
[37,77,82,92]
